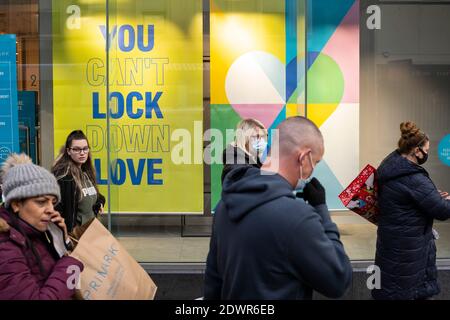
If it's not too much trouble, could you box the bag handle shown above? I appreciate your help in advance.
[69,235,79,244]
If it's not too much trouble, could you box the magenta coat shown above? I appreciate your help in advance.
[0,207,84,300]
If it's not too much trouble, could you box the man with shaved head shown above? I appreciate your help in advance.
[204,116,352,300]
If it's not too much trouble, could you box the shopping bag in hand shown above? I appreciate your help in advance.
[339,164,379,225]
[69,218,157,300]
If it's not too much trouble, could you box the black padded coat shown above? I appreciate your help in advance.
[372,150,450,300]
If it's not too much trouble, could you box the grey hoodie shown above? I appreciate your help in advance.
[205,165,352,300]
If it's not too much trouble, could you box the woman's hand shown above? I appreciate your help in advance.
[50,210,69,240]
[438,190,449,199]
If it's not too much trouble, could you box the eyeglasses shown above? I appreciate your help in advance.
[70,147,90,154]
[250,134,267,141]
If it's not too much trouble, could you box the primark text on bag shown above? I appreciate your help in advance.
[69,218,157,300]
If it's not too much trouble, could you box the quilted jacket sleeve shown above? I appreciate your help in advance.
[0,242,84,300]
[54,175,77,232]
[409,173,450,221]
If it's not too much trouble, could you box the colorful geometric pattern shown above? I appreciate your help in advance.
[308,0,359,209]
[210,0,360,210]
[210,0,294,208]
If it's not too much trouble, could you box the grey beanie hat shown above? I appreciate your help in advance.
[1,153,61,208]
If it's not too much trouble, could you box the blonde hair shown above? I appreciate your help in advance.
[233,118,267,156]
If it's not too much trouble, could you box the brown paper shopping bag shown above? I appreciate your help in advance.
[69,219,157,300]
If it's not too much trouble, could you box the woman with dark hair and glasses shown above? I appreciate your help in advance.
[52,130,105,232]
[373,121,450,300]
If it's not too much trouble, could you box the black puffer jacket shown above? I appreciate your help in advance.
[372,150,450,300]
[53,172,105,232]
[221,144,261,184]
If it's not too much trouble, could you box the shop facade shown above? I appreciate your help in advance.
[1,0,450,298]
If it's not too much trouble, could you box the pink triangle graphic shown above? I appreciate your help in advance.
[322,1,359,103]
[230,104,285,129]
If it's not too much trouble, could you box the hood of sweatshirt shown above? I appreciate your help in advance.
[221,165,295,222]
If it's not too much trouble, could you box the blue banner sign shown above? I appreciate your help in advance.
[0,34,19,164]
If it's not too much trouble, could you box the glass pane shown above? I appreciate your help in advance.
[106,0,205,263]
[361,1,450,259]
[0,0,38,165]
[306,0,373,260]
[47,0,110,238]
[210,0,307,211]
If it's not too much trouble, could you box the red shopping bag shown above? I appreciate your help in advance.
[339,164,379,225]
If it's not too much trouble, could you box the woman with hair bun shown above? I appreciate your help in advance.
[372,121,450,300]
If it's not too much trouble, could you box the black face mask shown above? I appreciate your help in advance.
[416,148,428,165]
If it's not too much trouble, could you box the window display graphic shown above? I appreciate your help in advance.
[52,0,203,213]
[438,134,450,167]
[0,34,19,165]
[210,0,306,209]
[210,0,359,210]
[306,0,360,209]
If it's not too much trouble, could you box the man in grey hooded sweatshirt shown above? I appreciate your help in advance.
[204,116,352,300]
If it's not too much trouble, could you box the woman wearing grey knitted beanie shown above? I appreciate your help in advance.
[0,153,84,300]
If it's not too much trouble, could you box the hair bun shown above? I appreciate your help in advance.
[400,121,420,139]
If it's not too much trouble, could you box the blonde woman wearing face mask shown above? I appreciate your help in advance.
[221,119,268,184]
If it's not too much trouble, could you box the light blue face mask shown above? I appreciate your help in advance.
[251,138,267,152]
[294,176,314,194]
[294,152,315,194]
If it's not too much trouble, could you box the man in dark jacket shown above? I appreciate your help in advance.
[204,116,352,300]
[373,150,450,300]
